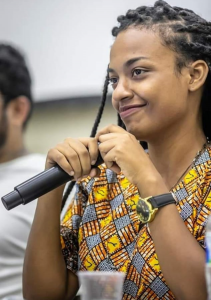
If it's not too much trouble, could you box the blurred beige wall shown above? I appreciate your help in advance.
[25,98,117,156]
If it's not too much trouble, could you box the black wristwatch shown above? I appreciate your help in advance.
[136,192,176,223]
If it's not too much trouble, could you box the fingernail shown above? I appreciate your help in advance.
[89,169,96,177]
[91,160,96,165]
[70,171,74,176]
[77,177,82,181]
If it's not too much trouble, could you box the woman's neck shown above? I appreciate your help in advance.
[147,126,207,190]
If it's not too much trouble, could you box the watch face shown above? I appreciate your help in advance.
[136,199,150,222]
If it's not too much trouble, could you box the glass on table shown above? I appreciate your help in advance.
[78,271,125,300]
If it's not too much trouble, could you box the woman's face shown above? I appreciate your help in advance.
[109,28,192,142]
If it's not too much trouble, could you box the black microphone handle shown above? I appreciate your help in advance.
[1,153,103,211]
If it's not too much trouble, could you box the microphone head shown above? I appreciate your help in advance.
[1,190,22,210]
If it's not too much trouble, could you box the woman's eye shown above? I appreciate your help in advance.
[132,69,145,77]
[109,77,118,85]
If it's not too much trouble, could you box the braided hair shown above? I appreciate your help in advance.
[61,72,111,209]
[112,0,211,138]
[61,0,211,210]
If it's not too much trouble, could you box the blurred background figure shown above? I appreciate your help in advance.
[0,44,45,299]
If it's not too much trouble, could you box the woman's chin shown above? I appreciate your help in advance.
[125,124,150,140]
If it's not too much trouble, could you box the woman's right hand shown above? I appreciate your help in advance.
[23,137,95,300]
[45,137,100,181]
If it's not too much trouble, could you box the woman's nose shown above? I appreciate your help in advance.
[112,79,133,102]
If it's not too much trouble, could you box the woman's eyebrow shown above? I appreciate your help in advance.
[108,56,149,73]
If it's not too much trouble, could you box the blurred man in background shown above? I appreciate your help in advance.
[0,44,45,299]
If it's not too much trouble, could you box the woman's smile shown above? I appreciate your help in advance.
[119,103,147,119]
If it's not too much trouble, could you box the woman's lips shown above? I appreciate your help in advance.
[119,104,146,118]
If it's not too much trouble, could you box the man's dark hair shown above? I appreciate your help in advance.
[62,0,211,208]
[0,43,33,128]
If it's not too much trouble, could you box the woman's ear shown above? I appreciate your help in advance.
[6,96,30,128]
[188,60,209,92]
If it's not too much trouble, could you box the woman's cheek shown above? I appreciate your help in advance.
[111,97,118,111]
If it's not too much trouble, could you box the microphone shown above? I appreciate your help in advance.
[1,154,103,211]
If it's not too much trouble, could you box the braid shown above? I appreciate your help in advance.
[117,113,126,130]
[112,0,211,141]
[177,25,211,34]
[61,180,76,211]
[90,72,109,137]
[61,72,110,211]
[117,113,122,127]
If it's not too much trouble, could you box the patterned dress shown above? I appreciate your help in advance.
[60,146,211,299]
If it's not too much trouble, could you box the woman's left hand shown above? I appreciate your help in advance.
[96,124,168,196]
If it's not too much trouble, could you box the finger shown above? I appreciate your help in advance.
[98,133,120,143]
[78,137,99,165]
[102,148,120,170]
[110,163,121,174]
[98,139,117,159]
[89,168,101,178]
[56,143,83,179]
[96,124,126,139]
[46,148,76,176]
[64,139,91,178]
[102,158,121,174]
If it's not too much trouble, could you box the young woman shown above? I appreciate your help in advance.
[23,1,211,299]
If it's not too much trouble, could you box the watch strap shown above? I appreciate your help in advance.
[149,193,175,209]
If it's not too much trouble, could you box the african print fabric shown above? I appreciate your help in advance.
[60,145,211,299]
